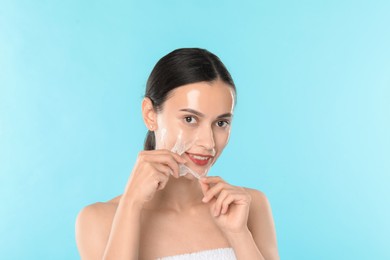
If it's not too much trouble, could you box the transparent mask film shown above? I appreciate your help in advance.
[154,116,215,179]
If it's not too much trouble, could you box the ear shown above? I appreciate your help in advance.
[142,97,157,131]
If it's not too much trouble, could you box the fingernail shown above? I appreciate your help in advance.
[202,197,207,203]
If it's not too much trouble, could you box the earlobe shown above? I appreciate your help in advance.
[142,97,157,131]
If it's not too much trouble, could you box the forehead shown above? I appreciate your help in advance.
[164,81,235,115]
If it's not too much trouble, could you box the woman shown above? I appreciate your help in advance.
[76,48,279,260]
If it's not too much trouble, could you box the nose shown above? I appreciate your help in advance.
[196,125,215,151]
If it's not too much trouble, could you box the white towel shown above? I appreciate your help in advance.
[157,248,237,260]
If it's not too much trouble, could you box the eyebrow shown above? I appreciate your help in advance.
[179,108,233,119]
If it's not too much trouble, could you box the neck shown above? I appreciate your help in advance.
[147,177,204,212]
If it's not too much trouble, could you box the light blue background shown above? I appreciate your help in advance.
[1,0,389,259]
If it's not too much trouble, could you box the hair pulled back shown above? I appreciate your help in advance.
[144,48,236,150]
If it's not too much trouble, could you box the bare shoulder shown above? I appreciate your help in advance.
[75,195,122,259]
[243,187,269,205]
[243,188,272,223]
[242,187,273,226]
[79,195,121,218]
[243,187,280,260]
[76,195,121,229]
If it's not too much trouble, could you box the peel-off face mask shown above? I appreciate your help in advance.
[170,130,208,179]
[153,81,234,179]
[155,127,211,179]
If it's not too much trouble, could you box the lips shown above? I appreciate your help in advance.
[185,152,214,166]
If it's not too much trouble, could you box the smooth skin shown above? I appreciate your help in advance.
[75,81,279,260]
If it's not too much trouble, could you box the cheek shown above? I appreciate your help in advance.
[210,129,230,166]
[214,129,231,152]
[155,116,198,151]
[155,115,181,150]
[155,128,183,150]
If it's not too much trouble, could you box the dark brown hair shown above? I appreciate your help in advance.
[144,48,236,150]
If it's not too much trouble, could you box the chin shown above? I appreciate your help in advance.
[181,172,200,180]
[184,176,194,181]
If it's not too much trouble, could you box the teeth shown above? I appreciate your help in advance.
[192,155,208,160]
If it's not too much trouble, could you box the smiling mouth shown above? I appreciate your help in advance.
[185,152,214,166]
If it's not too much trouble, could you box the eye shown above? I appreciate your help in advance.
[184,116,197,124]
[216,120,230,128]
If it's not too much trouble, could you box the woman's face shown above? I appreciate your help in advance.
[154,80,235,178]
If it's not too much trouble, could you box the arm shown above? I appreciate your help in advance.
[223,190,279,260]
[76,194,141,260]
[75,198,142,260]
[75,203,111,260]
[75,150,184,260]
[246,188,279,260]
[101,196,142,260]
[199,177,279,260]
[224,227,265,259]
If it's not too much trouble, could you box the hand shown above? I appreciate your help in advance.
[123,149,186,208]
[199,176,252,234]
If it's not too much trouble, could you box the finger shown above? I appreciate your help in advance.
[146,154,181,178]
[202,182,232,203]
[152,163,173,177]
[221,194,237,214]
[151,170,169,190]
[172,152,187,164]
[200,176,226,185]
[157,177,169,190]
[199,179,210,198]
[213,189,229,216]
[151,149,187,164]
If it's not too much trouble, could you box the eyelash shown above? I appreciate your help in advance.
[216,120,230,128]
[183,116,230,128]
[184,116,197,124]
